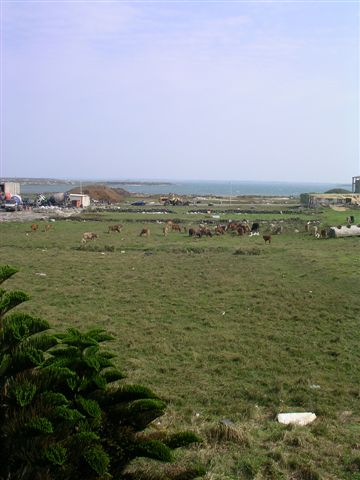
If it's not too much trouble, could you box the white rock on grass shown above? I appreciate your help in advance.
[277,412,316,426]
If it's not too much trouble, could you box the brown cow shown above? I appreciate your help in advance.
[139,228,150,237]
[108,224,123,233]
[241,222,251,233]
[215,225,226,235]
[227,222,238,232]
[263,235,271,244]
[171,224,182,232]
[82,232,98,243]
[31,223,39,232]
[189,227,204,237]
[199,227,212,237]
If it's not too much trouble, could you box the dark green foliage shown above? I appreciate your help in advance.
[83,444,111,475]
[76,396,102,418]
[0,265,18,283]
[9,378,37,406]
[299,192,310,205]
[26,416,54,433]
[324,188,351,194]
[101,368,125,383]
[134,439,172,462]
[44,444,68,466]
[0,266,204,480]
[164,432,203,449]
[0,291,30,321]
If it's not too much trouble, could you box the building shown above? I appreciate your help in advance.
[69,194,90,208]
[352,176,360,193]
[308,193,360,208]
[0,182,20,199]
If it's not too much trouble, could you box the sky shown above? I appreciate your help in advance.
[1,0,359,183]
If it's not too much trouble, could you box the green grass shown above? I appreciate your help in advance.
[1,205,359,479]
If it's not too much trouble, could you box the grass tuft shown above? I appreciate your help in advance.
[205,422,251,446]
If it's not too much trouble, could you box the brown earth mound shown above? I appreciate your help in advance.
[69,184,129,203]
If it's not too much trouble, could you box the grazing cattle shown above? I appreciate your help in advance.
[108,224,123,233]
[251,222,260,233]
[273,225,283,235]
[31,223,39,232]
[263,235,271,244]
[199,227,212,237]
[320,229,327,238]
[237,226,244,236]
[139,228,150,237]
[227,222,238,232]
[189,227,210,238]
[312,225,318,236]
[241,222,251,234]
[171,223,182,232]
[215,225,226,235]
[82,232,98,243]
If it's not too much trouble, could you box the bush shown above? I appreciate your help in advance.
[0,266,203,480]
[233,248,261,256]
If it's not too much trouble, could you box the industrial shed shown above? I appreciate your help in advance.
[329,225,360,238]
[308,193,360,207]
[69,194,90,208]
[0,182,20,199]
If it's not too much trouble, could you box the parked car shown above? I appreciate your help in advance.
[4,199,23,211]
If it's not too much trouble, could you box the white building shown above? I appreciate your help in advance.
[0,182,20,198]
[69,194,90,208]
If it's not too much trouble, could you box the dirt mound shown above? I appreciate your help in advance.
[69,184,129,203]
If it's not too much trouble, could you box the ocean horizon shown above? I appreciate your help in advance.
[19,179,352,197]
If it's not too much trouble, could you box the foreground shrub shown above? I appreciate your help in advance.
[0,266,203,480]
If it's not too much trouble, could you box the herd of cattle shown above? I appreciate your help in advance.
[27,219,330,246]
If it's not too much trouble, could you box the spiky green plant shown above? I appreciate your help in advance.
[0,266,203,480]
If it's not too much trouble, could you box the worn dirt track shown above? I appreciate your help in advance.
[0,208,82,223]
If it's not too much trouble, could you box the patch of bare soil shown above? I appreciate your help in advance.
[0,208,82,223]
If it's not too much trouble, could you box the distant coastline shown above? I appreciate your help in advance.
[106,181,173,186]
[8,177,351,197]
[2,178,173,187]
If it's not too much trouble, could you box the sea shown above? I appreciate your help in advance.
[19,180,351,197]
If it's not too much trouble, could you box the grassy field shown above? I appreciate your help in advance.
[1,203,360,479]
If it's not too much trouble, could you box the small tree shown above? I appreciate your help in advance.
[0,266,203,480]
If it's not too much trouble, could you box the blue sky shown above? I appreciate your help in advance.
[1,1,358,182]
